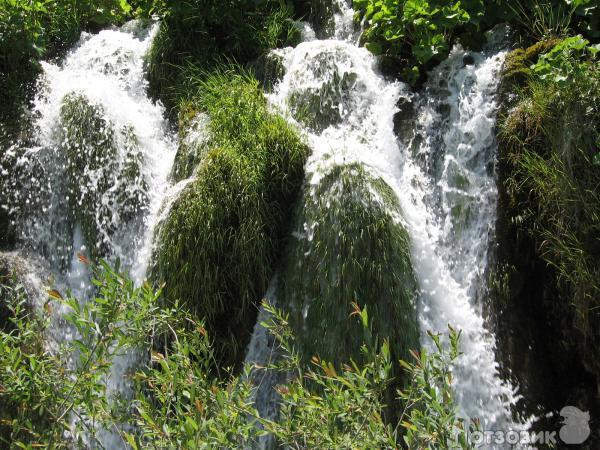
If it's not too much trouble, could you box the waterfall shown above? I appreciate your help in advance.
[4,21,175,281]
[245,0,525,440]
[0,3,532,448]
[1,20,177,448]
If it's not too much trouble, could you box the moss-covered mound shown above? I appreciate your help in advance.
[288,48,360,132]
[152,71,309,369]
[59,93,147,260]
[171,103,211,182]
[279,164,419,400]
[493,37,600,422]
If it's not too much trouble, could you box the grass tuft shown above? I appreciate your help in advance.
[152,69,309,369]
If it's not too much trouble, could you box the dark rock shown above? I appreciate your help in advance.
[310,0,335,39]
[463,54,475,66]
[393,97,417,140]
[249,52,286,93]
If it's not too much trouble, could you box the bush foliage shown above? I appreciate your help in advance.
[354,0,599,84]
[0,260,472,449]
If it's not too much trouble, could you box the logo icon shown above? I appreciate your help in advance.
[559,406,590,445]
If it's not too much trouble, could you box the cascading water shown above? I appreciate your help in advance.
[1,21,176,447]
[0,2,534,448]
[4,23,169,276]
[246,0,526,441]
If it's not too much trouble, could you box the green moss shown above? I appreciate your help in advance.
[279,163,419,413]
[502,39,562,86]
[152,71,309,368]
[59,93,148,260]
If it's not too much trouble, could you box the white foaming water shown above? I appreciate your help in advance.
[3,21,177,448]
[245,0,525,441]
[7,21,175,281]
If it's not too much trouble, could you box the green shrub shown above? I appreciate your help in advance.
[354,0,488,82]
[152,69,309,369]
[278,164,420,419]
[0,259,471,449]
[531,34,599,84]
[354,0,599,84]
[259,303,472,449]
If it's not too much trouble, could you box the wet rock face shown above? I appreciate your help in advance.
[393,96,417,140]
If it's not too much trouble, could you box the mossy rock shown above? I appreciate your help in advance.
[501,38,562,87]
[249,51,287,92]
[59,92,148,260]
[279,163,419,413]
[171,103,211,182]
[288,48,360,132]
[494,53,600,425]
[152,71,309,369]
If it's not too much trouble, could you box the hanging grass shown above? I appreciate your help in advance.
[496,38,600,379]
[278,163,420,416]
[152,69,309,369]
